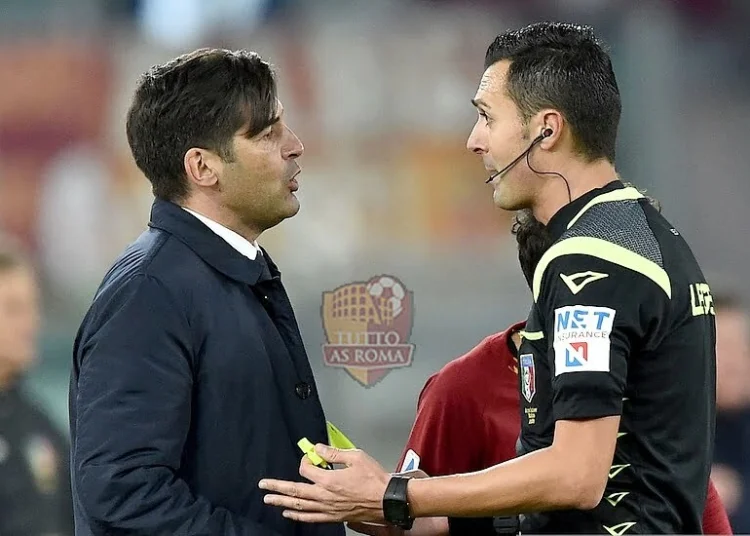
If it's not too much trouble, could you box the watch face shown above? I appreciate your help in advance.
[383,498,408,524]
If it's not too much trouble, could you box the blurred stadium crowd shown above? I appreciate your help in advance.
[1,0,750,533]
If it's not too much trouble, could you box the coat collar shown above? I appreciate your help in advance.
[148,198,279,285]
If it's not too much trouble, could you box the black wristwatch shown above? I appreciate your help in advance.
[382,475,414,530]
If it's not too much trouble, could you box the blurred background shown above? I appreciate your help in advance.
[1,0,750,533]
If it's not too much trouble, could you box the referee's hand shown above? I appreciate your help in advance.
[260,444,390,524]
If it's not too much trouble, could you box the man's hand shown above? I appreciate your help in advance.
[259,444,390,523]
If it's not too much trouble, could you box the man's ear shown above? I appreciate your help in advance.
[184,147,222,188]
[538,110,564,149]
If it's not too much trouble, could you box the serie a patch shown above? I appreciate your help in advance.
[553,305,615,376]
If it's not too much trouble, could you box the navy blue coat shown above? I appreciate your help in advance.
[69,199,345,536]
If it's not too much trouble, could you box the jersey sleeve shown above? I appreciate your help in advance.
[534,247,669,422]
[396,371,482,476]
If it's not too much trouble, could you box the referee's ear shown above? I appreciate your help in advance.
[536,110,564,149]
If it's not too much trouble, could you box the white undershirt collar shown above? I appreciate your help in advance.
[182,207,260,261]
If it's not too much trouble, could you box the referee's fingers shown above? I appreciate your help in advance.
[259,478,318,500]
[314,443,360,466]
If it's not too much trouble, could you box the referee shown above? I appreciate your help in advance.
[381,206,730,536]
[259,22,717,535]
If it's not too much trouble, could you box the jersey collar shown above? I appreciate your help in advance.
[546,180,624,240]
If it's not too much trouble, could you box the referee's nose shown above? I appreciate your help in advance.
[467,121,488,155]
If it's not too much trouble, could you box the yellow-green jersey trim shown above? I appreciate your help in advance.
[533,237,672,302]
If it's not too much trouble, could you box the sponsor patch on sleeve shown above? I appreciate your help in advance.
[553,305,615,376]
[400,449,420,472]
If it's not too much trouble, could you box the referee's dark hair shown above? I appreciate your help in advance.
[126,48,278,202]
[485,22,621,164]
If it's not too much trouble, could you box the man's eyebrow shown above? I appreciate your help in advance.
[240,112,282,138]
[471,98,489,110]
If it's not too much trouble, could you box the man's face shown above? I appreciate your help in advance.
[716,307,750,410]
[219,100,305,232]
[467,60,536,211]
[0,267,40,380]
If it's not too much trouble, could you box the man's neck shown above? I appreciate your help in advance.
[180,197,262,244]
[532,159,618,225]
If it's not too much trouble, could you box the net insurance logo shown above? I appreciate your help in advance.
[553,305,616,375]
[321,275,415,387]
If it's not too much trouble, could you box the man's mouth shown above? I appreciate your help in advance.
[289,168,300,192]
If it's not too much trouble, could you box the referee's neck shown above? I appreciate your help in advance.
[532,159,618,224]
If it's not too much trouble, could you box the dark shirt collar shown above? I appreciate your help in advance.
[545,180,625,240]
[148,198,279,285]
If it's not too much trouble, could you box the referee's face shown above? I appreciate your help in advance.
[467,60,536,211]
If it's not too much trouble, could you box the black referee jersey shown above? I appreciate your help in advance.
[516,180,716,534]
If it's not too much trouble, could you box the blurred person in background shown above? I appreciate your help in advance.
[69,48,344,536]
[260,22,717,535]
[711,293,750,533]
[0,238,74,535]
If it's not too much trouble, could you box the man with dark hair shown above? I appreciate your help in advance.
[70,49,344,535]
[259,22,716,535]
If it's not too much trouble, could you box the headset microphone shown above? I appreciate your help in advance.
[485,128,553,184]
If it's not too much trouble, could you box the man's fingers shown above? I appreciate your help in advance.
[299,457,333,483]
[282,509,343,523]
[264,493,330,512]
[258,478,319,500]
[314,443,360,466]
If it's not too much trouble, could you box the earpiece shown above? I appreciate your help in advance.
[484,127,554,184]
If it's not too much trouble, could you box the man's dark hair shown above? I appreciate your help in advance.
[126,48,278,201]
[485,22,621,163]
[512,209,554,289]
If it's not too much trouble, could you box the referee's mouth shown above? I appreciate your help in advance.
[485,164,499,183]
